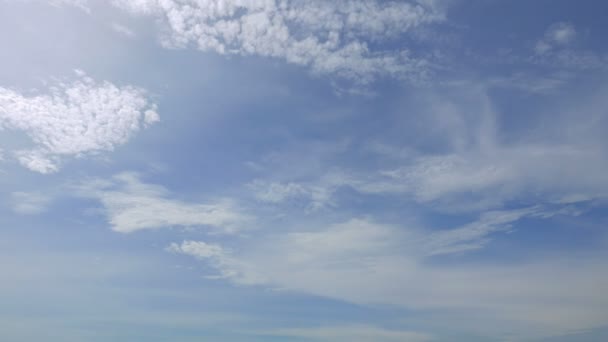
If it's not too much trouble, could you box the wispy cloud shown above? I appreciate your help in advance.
[77,172,248,233]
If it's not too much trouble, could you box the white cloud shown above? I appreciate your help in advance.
[77,172,248,234]
[168,240,264,284]
[13,150,60,174]
[247,179,333,210]
[0,71,158,173]
[109,0,444,84]
[10,191,51,214]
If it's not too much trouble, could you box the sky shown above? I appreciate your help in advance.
[0,0,608,341]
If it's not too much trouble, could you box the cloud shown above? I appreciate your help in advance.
[247,179,333,210]
[352,85,608,209]
[244,83,608,212]
[10,191,51,214]
[168,240,264,284]
[169,212,608,338]
[45,0,90,11]
[109,0,444,84]
[167,208,543,288]
[535,23,575,55]
[486,72,571,94]
[110,22,136,38]
[0,70,158,173]
[530,22,607,71]
[259,325,433,342]
[352,144,608,211]
[546,22,576,45]
[77,172,249,234]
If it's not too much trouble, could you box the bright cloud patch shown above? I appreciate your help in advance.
[111,0,443,84]
[0,71,158,173]
[78,172,248,233]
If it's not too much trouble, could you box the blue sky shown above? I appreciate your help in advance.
[1,0,608,341]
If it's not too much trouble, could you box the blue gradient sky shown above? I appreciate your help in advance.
[1,1,608,341]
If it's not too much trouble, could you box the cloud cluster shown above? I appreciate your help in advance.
[0,71,158,173]
[110,0,444,84]
[78,172,248,233]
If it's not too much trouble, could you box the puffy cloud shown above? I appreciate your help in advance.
[110,0,444,84]
[0,71,158,173]
[77,172,248,234]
